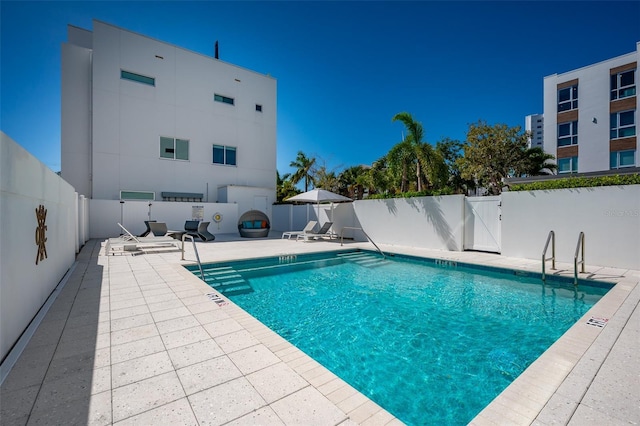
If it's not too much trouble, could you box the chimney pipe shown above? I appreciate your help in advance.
[215,41,219,59]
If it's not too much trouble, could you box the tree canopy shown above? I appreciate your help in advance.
[458,121,533,195]
[278,116,557,199]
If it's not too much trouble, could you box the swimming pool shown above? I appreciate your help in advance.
[188,250,612,425]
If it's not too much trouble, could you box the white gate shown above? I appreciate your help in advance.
[464,196,501,253]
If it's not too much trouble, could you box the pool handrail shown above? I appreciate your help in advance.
[541,230,555,281]
[182,234,204,280]
[574,231,585,285]
[340,227,385,259]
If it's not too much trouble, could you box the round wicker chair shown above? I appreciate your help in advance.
[237,210,270,238]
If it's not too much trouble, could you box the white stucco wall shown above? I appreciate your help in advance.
[502,186,640,269]
[1,133,78,362]
[218,185,276,223]
[352,195,466,251]
[62,20,277,201]
[61,36,92,198]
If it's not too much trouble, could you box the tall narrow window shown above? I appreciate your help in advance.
[558,85,578,112]
[160,137,189,160]
[214,94,234,105]
[213,145,237,165]
[610,110,636,139]
[611,69,636,100]
[121,70,155,86]
[558,156,578,174]
[557,121,578,146]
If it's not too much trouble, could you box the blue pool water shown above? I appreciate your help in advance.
[188,250,612,425]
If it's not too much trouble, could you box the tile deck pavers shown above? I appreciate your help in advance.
[1,234,638,425]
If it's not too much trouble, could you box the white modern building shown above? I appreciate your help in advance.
[543,42,638,173]
[61,20,277,205]
[525,114,544,149]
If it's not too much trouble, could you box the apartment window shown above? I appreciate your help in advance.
[557,121,578,146]
[214,94,234,105]
[558,85,578,112]
[558,156,578,174]
[213,145,237,165]
[256,104,262,112]
[610,110,636,139]
[610,150,636,169]
[121,70,155,86]
[160,137,189,160]
[120,190,155,201]
[611,69,636,100]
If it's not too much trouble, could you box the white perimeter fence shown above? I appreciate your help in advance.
[2,131,639,368]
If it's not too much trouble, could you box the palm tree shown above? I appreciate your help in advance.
[521,147,557,176]
[387,139,415,193]
[339,165,369,199]
[276,171,300,202]
[391,112,425,192]
[289,151,316,191]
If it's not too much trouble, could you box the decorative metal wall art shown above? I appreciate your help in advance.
[35,204,48,265]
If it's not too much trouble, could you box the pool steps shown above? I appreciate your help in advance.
[201,251,392,296]
[203,266,254,296]
[336,252,390,268]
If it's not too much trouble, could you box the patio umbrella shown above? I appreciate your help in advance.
[285,188,352,223]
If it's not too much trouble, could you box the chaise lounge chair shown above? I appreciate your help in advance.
[184,220,215,241]
[282,220,318,239]
[106,223,181,255]
[296,221,334,242]
[148,222,186,240]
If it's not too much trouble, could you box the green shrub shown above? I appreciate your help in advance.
[366,187,455,199]
[509,174,640,191]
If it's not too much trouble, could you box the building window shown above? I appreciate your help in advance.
[558,121,578,146]
[121,70,155,86]
[120,190,155,200]
[610,110,636,139]
[557,156,578,174]
[213,145,237,165]
[558,85,578,112]
[611,69,636,100]
[610,150,636,169]
[160,137,189,160]
[214,94,234,105]
[256,104,262,112]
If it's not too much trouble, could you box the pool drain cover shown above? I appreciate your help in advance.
[586,316,608,328]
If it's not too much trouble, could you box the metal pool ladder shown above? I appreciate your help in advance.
[574,231,585,285]
[340,227,385,259]
[541,230,555,281]
[181,234,204,280]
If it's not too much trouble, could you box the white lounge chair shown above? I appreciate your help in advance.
[282,220,318,239]
[106,223,181,255]
[297,221,334,242]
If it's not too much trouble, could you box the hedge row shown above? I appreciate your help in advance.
[509,174,640,192]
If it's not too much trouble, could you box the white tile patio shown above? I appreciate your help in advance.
[1,233,638,425]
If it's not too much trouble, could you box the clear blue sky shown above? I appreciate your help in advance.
[2,1,639,176]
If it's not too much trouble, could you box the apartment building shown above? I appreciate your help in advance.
[543,42,638,173]
[525,114,544,149]
[61,20,277,202]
